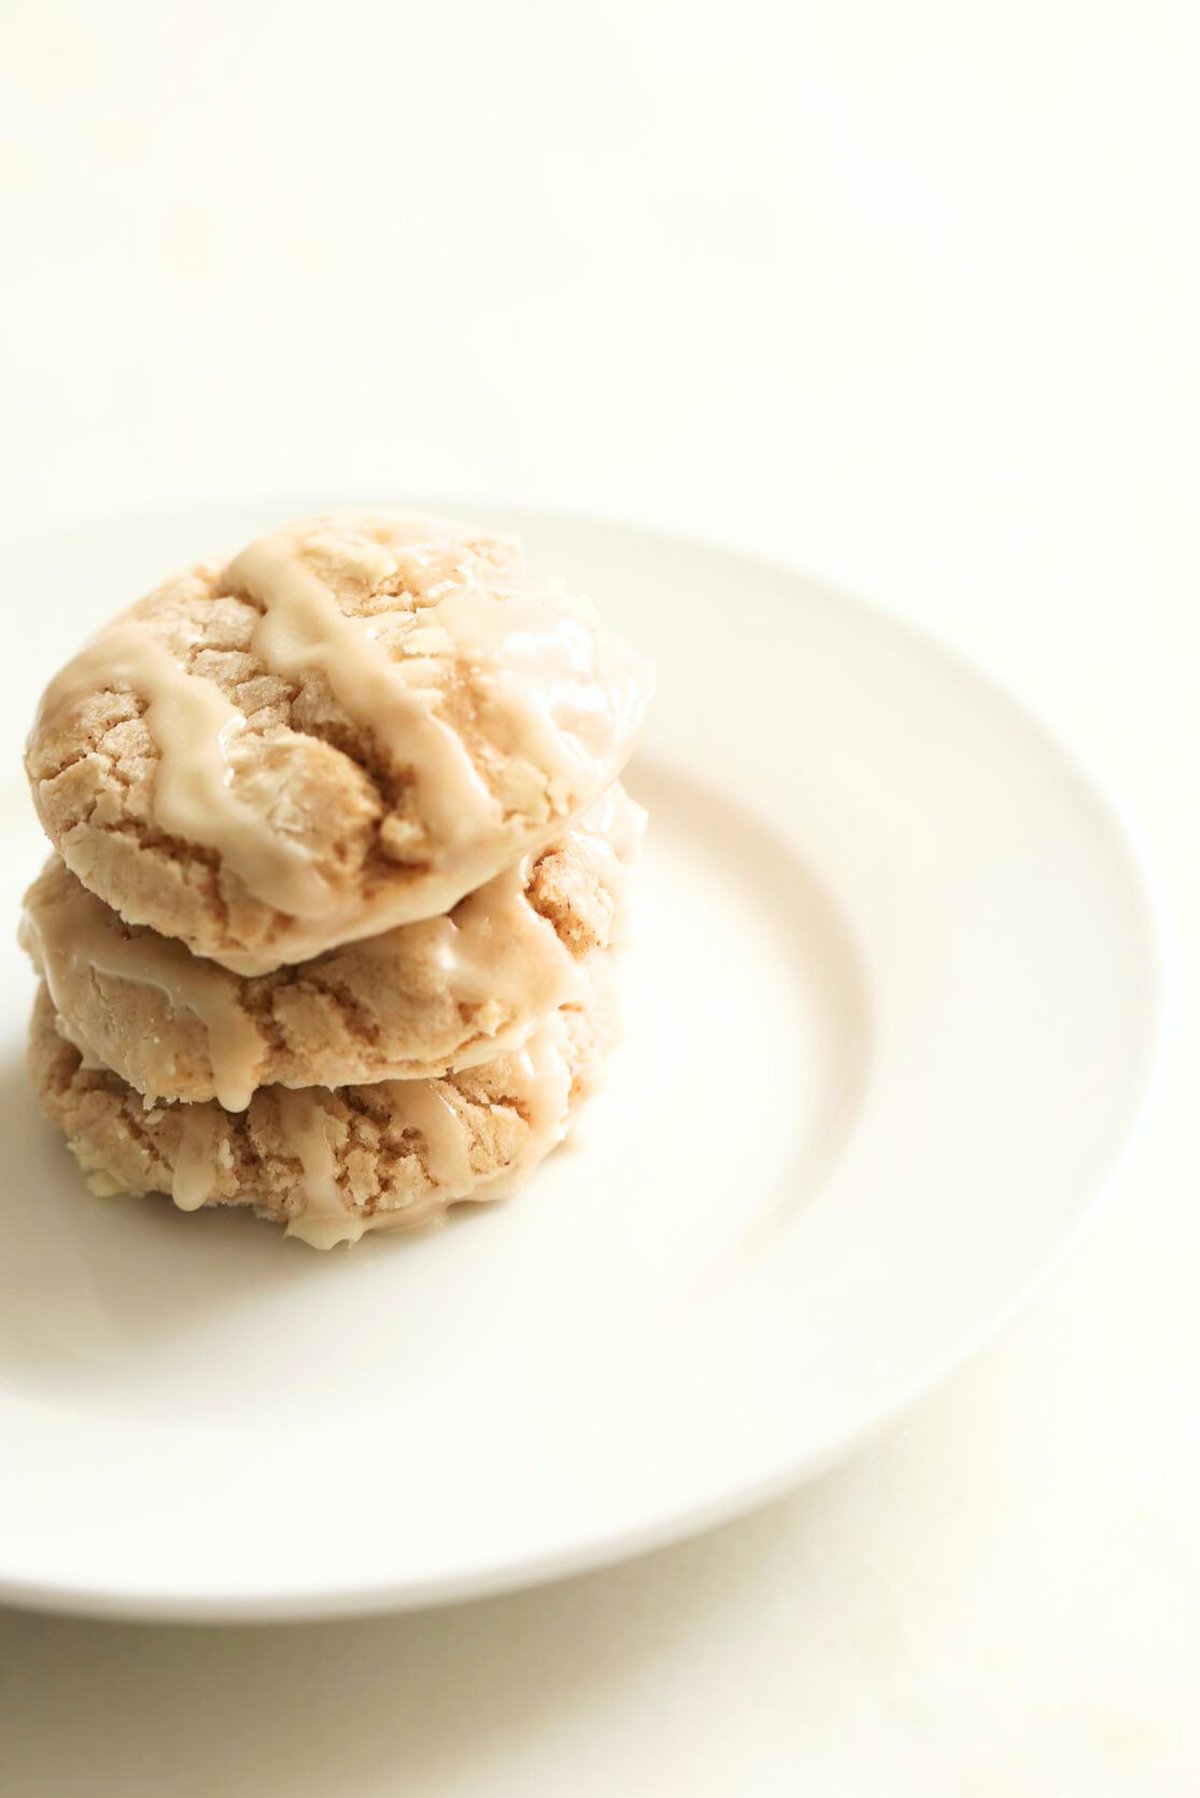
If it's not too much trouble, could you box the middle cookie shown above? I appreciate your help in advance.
[22,784,643,1112]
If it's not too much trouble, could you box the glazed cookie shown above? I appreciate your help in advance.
[26,508,653,973]
[22,786,643,1110]
[29,978,612,1248]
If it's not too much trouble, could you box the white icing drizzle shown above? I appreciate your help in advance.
[275,1091,362,1250]
[22,868,266,1111]
[33,621,336,918]
[172,1109,221,1212]
[228,530,500,852]
[480,1019,575,1201]
[389,1083,475,1192]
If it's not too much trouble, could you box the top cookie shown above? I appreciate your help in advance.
[26,508,653,972]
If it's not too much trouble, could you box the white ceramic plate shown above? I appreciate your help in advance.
[0,505,1165,1622]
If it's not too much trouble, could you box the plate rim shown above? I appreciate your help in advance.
[0,500,1173,1623]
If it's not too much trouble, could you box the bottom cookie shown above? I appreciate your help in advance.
[28,978,611,1248]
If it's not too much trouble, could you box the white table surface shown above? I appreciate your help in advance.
[1,2,1197,1791]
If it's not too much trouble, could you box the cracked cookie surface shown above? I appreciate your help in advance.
[26,508,653,973]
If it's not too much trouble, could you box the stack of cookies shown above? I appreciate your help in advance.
[20,509,652,1247]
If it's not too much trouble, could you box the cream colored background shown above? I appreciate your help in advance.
[1,2,1197,1792]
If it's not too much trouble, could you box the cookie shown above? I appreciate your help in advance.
[26,508,653,973]
[22,785,643,1110]
[28,977,612,1248]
